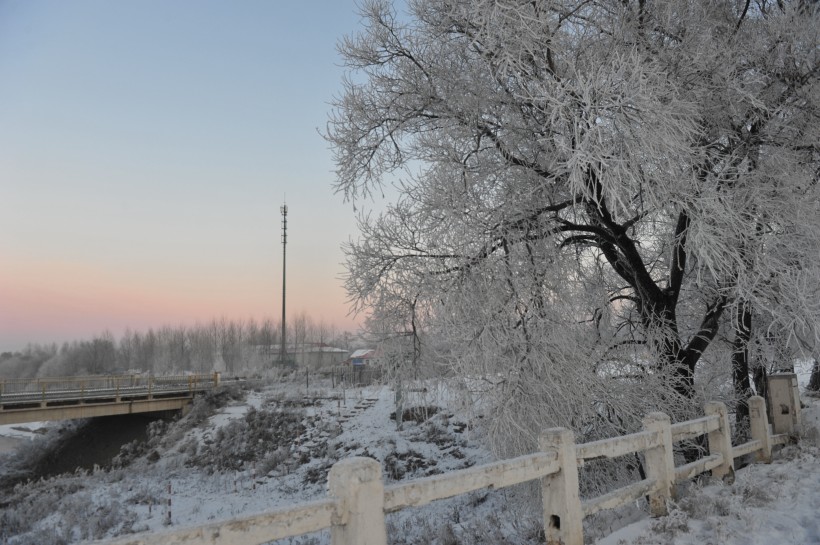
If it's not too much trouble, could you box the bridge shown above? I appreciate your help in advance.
[0,373,220,425]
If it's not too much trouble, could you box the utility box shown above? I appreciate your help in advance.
[767,373,801,435]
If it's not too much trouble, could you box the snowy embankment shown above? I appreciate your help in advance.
[0,380,503,544]
[0,367,818,545]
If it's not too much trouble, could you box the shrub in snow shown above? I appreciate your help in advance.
[0,475,138,544]
[733,481,773,508]
[5,527,69,545]
[386,496,543,545]
[111,417,170,468]
[390,405,440,424]
[384,449,439,480]
[180,384,245,431]
[678,488,732,519]
[648,507,690,536]
[187,406,306,473]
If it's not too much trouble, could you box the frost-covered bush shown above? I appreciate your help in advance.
[648,508,690,537]
[678,489,732,519]
[1,476,137,544]
[383,449,439,480]
[188,406,305,472]
[6,527,69,545]
[387,494,543,545]
[111,417,170,468]
[181,384,246,430]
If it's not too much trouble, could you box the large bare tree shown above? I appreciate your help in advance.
[328,0,819,446]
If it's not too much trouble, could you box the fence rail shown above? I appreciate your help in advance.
[384,451,559,512]
[94,391,800,545]
[670,414,720,441]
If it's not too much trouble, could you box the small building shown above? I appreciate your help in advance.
[297,344,349,369]
[347,349,380,367]
[257,344,349,369]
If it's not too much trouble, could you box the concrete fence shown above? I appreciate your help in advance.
[98,382,801,545]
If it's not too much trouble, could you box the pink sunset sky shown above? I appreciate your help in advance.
[0,1,374,351]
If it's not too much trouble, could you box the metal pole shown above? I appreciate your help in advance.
[280,203,288,367]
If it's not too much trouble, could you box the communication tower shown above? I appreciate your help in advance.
[279,203,288,366]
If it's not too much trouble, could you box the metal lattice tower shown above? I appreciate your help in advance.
[279,203,288,366]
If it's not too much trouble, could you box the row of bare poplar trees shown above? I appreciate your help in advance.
[0,314,351,379]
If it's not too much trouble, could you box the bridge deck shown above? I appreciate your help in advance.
[0,373,220,425]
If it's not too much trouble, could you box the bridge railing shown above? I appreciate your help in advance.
[0,373,220,406]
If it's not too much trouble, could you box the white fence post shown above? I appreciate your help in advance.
[642,412,674,517]
[704,402,734,481]
[328,457,387,545]
[539,428,583,545]
[749,395,772,463]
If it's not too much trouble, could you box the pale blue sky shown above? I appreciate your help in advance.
[0,1,375,350]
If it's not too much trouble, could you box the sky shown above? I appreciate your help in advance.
[0,1,376,351]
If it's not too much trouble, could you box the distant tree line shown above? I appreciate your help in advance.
[0,314,353,379]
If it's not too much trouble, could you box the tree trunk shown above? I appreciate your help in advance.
[753,365,768,402]
[808,359,820,392]
[732,303,753,427]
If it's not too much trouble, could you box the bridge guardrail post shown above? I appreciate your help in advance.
[148,376,153,399]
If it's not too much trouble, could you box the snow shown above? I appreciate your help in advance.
[0,421,48,440]
[1,377,819,544]
[595,395,820,545]
[0,380,494,544]
[0,422,48,454]
[796,358,815,389]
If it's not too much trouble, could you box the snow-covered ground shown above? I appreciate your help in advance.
[0,368,818,545]
[596,362,820,545]
[0,380,499,544]
[597,401,820,545]
[0,421,48,453]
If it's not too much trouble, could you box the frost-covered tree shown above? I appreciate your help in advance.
[328,0,819,448]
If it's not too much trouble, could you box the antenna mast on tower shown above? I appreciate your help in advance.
[279,202,288,366]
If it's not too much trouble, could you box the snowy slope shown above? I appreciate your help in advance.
[1,376,819,544]
[0,380,500,544]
